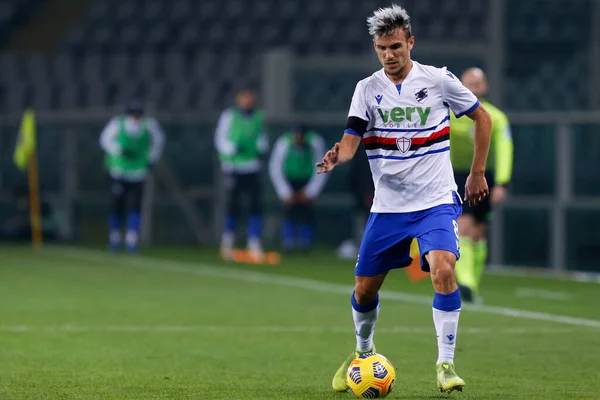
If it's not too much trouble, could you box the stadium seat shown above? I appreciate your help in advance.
[0,0,592,112]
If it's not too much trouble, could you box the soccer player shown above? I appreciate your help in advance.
[316,5,491,394]
[268,124,327,252]
[451,68,514,303]
[100,98,165,253]
[215,87,268,260]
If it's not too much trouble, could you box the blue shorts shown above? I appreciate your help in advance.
[355,193,462,276]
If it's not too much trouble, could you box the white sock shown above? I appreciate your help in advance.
[247,237,263,252]
[221,231,234,249]
[125,230,138,248]
[109,230,121,246]
[433,308,460,364]
[352,304,379,352]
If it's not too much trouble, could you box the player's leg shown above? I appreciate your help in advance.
[427,251,465,393]
[124,180,144,253]
[297,201,314,251]
[220,172,240,259]
[457,185,492,302]
[246,172,264,259]
[352,273,386,350]
[426,250,461,361]
[418,200,465,393]
[108,178,126,252]
[427,249,465,393]
[353,214,411,354]
[281,200,296,252]
[453,171,478,302]
[332,272,387,392]
[468,219,488,300]
[471,173,494,297]
[454,213,477,302]
[281,181,305,252]
[473,221,488,292]
[332,213,411,392]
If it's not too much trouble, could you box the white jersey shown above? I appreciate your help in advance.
[346,61,479,213]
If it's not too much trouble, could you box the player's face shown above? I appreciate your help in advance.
[461,70,488,98]
[374,29,414,77]
[236,90,257,110]
[294,132,305,146]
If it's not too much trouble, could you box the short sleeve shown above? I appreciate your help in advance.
[441,68,480,118]
[348,81,369,121]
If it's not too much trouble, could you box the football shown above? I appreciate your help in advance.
[346,352,396,398]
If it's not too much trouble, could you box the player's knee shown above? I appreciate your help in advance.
[248,198,261,215]
[130,199,142,213]
[226,199,241,215]
[429,253,457,286]
[111,196,125,215]
[354,281,379,305]
[249,205,262,216]
[432,265,453,287]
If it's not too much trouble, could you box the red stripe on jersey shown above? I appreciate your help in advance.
[362,136,396,145]
[363,126,450,145]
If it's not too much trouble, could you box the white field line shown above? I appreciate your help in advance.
[44,246,600,329]
[516,287,572,301]
[0,325,587,335]
[487,265,600,284]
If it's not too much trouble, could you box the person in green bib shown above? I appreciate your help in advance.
[214,87,268,260]
[450,68,514,302]
[99,98,165,253]
[268,124,328,252]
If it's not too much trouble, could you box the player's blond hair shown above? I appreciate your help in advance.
[367,4,412,39]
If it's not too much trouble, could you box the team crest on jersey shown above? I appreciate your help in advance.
[396,137,411,153]
[414,88,428,103]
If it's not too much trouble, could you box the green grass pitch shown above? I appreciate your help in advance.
[0,245,598,399]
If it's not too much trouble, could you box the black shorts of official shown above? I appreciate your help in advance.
[109,177,145,215]
[454,171,495,223]
[224,171,262,217]
[284,179,313,223]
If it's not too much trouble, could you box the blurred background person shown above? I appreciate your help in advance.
[451,67,514,302]
[268,124,327,252]
[215,87,268,260]
[99,98,166,253]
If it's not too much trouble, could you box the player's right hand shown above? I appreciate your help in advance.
[316,143,340,174]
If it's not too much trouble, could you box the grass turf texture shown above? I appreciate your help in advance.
[0,245,599,399]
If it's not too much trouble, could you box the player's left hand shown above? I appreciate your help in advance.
[464,172,489,207]
[490,185,506,206]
